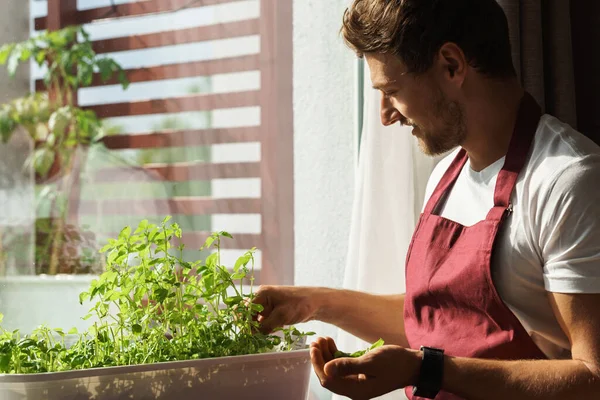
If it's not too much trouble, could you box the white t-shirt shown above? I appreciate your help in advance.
[422,114,600,359]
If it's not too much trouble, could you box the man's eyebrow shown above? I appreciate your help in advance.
[372,82,391,90]
[372,79,399,91]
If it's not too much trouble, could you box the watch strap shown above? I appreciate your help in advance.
[412,346,444,399]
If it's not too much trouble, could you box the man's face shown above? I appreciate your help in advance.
[365,53,466,156]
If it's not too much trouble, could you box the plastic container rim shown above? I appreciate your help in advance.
[0,348,311,383]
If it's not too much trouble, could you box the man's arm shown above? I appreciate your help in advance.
[441,292,600,400]
[254,286,408,347]
[313,289,408,347]
[312,292,600,400]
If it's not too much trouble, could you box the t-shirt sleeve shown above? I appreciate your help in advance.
[540,155,600,293]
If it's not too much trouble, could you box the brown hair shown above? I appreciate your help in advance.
[341,0,516,78]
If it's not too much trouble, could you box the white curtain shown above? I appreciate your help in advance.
[333,62,438,400]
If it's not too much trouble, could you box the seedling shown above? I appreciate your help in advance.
[334,338,385,359]
[0,217,314,374]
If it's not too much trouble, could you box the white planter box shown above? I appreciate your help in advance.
[0,349,311,400]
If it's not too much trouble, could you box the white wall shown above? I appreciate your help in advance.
[293,1,357,398]
[293,0,356,303]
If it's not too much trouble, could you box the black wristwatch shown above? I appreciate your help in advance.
[412,346,445,399]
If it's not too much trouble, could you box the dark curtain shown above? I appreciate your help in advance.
[497,0,600,144]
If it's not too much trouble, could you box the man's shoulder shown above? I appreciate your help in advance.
[531,114,600,166]
[526,114,600,202]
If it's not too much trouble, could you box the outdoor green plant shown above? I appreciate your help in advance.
[0,217,313,374]
[334,338,385,359]
[0,25,129,275]
[0,25,128,170]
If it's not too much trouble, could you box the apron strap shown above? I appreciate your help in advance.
[486,93,542,221]
[424,149,468,215]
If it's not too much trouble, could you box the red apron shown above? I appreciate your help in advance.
[403,93,547,400]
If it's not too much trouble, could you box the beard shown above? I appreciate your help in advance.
[412,89,467,156]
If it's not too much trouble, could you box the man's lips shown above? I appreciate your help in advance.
[400,121,419,135]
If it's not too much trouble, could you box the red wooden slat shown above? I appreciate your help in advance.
[36,0,244,31]
[258,0,294,285]
[36,55,260,91]
[101,127,261,149]
[103,231,263,252]
[84,90,259,118]
[92,19,259,54]
[108,55,260,85]
[95,161,260,182]
[79,197,261,216]
[181,231,263,251]
[47,0,77,30]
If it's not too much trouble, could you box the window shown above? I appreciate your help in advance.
[0,0,294,332]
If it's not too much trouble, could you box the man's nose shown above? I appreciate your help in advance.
[380,95,401,126]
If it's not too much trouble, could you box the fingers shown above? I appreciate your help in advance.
[310,340,331,387]
[311,338,357,380]
[313,337,337,362]
[311,339,367,398]
[252,286,273,311]
[325,356,366,378]
[326,337,338,357]
[257,307,287,334]
[248,286,274,322]
[312,340,407,400]
[320,337,333,361]
[250,285,311,335]
[252,286,297,334]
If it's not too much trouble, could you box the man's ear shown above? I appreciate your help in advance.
[437,42,467,87]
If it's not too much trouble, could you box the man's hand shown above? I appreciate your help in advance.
[310,337,421,400]
[251,285,317,334]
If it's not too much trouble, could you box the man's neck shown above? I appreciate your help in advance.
[462,80,525,172]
